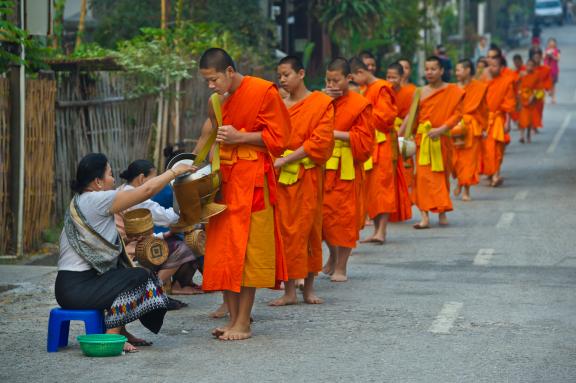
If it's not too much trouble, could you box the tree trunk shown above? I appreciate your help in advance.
[75,0,87,50]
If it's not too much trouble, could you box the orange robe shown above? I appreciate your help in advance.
[203,76,290,293]
[277,92,334,280]
[518,72,541,130]
[533,64,553,129]
[363,80,399,219]
[481,74,516,177]
[452,80,488,187]
[395,83,417,192]
[510,66,525,122]
[322,92,373,248]
[413,85,464,213]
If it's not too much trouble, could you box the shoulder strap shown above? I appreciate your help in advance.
[194,93,221,171]
[404,87,421,139]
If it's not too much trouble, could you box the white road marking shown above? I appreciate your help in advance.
[474,248,495,266]
[429,302,463,334]
[547,112,573,154]
[496,212,515,229]
[514,190,529,201]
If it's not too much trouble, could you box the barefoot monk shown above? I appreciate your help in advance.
[198,48,290,341]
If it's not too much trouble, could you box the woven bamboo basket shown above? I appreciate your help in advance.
[184,229,206,257]
[135,237,169,269]
[123,208,154,238]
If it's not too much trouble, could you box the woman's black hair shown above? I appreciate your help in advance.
[119,159,155,183]
[71,153,109,194]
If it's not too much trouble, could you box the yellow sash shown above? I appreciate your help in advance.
[363,128,389,170]
[534,89,545,100]
[326,139,355,180]
[417,121,444,172]
[394,117,403,132]
[278,150,316,185]
[489,112,506,143]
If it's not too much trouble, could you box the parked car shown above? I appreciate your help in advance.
[534,0,564,26]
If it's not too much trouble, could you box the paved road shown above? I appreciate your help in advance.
[1,25,576,383]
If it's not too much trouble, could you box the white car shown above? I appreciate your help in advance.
[535,0,564,26]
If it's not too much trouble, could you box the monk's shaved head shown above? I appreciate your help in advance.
[388,62,404,77]
[425,55,443,69]
[327,57,351,76]
[199,48,236,73]
[278,55,304,72]
[348,56,369,73]
[457,58,475,76]
[359,51,375,61]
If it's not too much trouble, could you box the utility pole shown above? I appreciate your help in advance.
[9,0,26,257]
[459,0,466,57]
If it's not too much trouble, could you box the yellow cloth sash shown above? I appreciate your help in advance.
[363,128,389,170]
[394,117,403,132]
[488,112,506,143]
[416,121,444,172]
[219,139,267,165]
[278,150,316,185]
[534,89,545,100]
[326,139,355,180]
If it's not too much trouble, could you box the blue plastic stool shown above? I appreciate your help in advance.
[47,308,105,352]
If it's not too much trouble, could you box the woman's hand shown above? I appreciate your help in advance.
[172,163,197,177]
[216,125,244,145]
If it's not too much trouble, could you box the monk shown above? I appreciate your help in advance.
[399,56,464,229]
[481,56,516,187]
[269,56,334,306]
[322,57,373,282]
[452,59,489,202]
[198,48,290,341]
[359,51,378,74]
[518,58,541,144]
[396,59,418,190]
[532,49,553,132]
[510,54,526,126]
[349,57,397,244]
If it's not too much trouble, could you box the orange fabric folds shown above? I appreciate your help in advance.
[203,76,290,293]
[276,92,335,279]
[322,92,373,248]
[412,84,464,213]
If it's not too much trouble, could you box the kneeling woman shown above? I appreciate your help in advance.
[55,153,194,352]
[117,159,203,296]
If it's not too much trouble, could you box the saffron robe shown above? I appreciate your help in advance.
[481,74,516,176]
[363,80,399,219]
[277,92,334,279]
[203,76,290,292]
[395,83,417,193]
[533,64,553,129]
[518,71,542,130]
[322,92,373,248]
[452,80,488,186]
[412,85,464,213]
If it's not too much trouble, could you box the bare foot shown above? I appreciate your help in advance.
[462,194,471,202]
[439,213,449,226]
[303,292,324,304]
[171,285,204,295]
[330,272,348,283]
[359,236,375,243]
[212,324,231,337]
[322,261,335,276]
[123,342,139,353]
[119,329,152,346]
[295,279,305,291]
[454,185,462,197]
[219,325,252,341]
[209,303,229,319]
[268,294,297,307]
